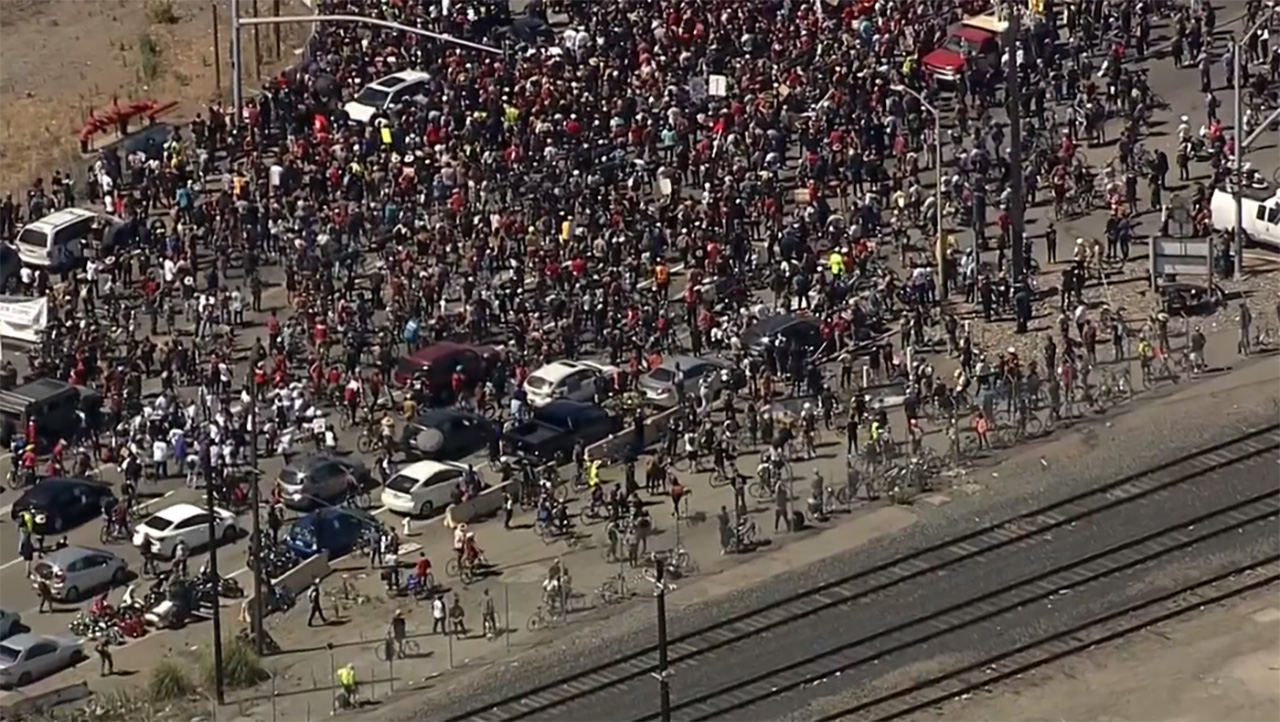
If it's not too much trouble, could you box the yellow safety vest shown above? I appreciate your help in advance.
[828,253,844,275]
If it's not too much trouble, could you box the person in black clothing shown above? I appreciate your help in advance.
[307,578,327,626]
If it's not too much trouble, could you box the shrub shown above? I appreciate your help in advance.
[145,0,180,25]
[148,660,194,702]
[205,637,270,690]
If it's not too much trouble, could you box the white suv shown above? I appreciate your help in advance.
[343,71,432,124]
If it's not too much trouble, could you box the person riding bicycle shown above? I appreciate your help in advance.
[462,532,484,567]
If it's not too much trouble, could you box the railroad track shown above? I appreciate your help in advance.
[813,557,1280,721]
[449,424,1280,722]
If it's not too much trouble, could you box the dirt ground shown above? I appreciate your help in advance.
[930,585,1280,722]
[0,0,311,196]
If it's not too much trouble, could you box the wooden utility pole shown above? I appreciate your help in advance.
[272,0,281,59]
[252,0,262,79]
[212,1,222,97]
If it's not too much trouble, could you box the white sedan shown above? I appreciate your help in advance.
[523,360,619,407]
[132,502,239,559]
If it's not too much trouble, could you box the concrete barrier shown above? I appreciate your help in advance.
[239,550,330,623]
[0,680,90,718]
[444,481,513,528]
[585,406,681,465]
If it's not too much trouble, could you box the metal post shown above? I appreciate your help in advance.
[503,584,510,651]
[654,558,673,722]
[212,2,222,98]
[272,0,281,59]
[1005,10,1026,282]
[447,626,455,669]
[230,0,245,121]
[252,0,262,80]
[933,113,946,297]
[388,649,395,692]
[271,673,277,722]
[205,475,226,704]
[249,401,266,655]
[1232,45,1244,278]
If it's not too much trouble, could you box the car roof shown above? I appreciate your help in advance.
[951,23,996,43]
[152,502,206,521]
[418,407,485,425]
[0,378,78,408]
[394,459,469,483]
[407,342,476,366]
[534,401,608,427]
[371,71,431,90]
[21,477,111,500]
[304,506,379,526]
[21,208,97,233]
[658,355,717,372]
[0,632,59,649]
[529,361,590,384]
[41,545,117,567]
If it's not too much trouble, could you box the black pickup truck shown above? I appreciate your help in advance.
[505,400,621,464]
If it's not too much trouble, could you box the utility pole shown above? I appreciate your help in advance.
[205,473,226,704]
[248,401,266,655]
[1232,43,1244,279]
[230,0,245,120]
[212,1,222,98]
[647,556,675,722]
[1005,10,1026,282]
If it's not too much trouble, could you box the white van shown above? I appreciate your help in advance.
[15,208,102,270]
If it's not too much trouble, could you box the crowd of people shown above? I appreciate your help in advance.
[3,0,1278,702]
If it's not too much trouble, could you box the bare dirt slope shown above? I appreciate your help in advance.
[0,0,309,196]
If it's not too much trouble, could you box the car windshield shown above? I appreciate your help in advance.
[141,516,175,532]
[525,375,553,391]
[648,368,675,383]
[277,468,301,486]
[943,35,973,54]
[0,644,19,663]
[291,523,317,545]
[385,474,419,494]
[354,86,391,107]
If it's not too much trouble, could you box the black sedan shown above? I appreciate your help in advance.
[399,408,496,461]
[742,314,826,358]
[505,401,621,463]
[9,477,116,535]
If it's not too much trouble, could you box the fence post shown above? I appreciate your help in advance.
[447,627,455,669]
[270,673,277,722]
[504,584,510,651]
[389,649,395,693]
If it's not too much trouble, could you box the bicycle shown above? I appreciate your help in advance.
[526,604,567,632]
[444,557,478,584]
[374,637,421,661]
[333,686,361,713]
[595,571,632,606]
[663,546,698,577]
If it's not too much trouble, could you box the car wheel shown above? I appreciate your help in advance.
[51,516,64,534]
[64,586,80,604]
[16,671,31,687]
[111,567,128,586]
[417,501,435,518]
[220,525,237,543]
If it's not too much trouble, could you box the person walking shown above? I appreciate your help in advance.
[482,589,498,639]
[307,577,327,627]
[36,577,55,614]
[448,595,467,637]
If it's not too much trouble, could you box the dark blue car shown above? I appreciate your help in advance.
[285,507,380,559]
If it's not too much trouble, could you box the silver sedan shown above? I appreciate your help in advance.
[0,633,85,689]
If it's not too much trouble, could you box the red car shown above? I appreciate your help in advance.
[394,342,500,401]
[922,15,1004,83]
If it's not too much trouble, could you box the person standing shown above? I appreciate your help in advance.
[773,482,791,533]
[1238,302,1253,356]
[482,589,498,639]
[95,637,114,676]
[431,594,447,635]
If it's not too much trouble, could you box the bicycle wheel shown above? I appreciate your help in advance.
[672,455,693,473]
[445,558,460,577]
[596,579,621,606]
[459,564,475,585]
[99,526,112,544]
[578,507,605,526]
[526,611,544,633]
[375,639,393,662]
[356,434,375,455]
[402,639,420,656]
[748,481,770,501]
[1023,415,1044,437]
[707,470,731,488]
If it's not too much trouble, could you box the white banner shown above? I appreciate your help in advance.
[0,297,48,345]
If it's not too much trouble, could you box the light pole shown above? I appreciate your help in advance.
[1232,10,1276,278]
[891,84,947,297]
[228,11,504,120]
[643,555,678,721]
